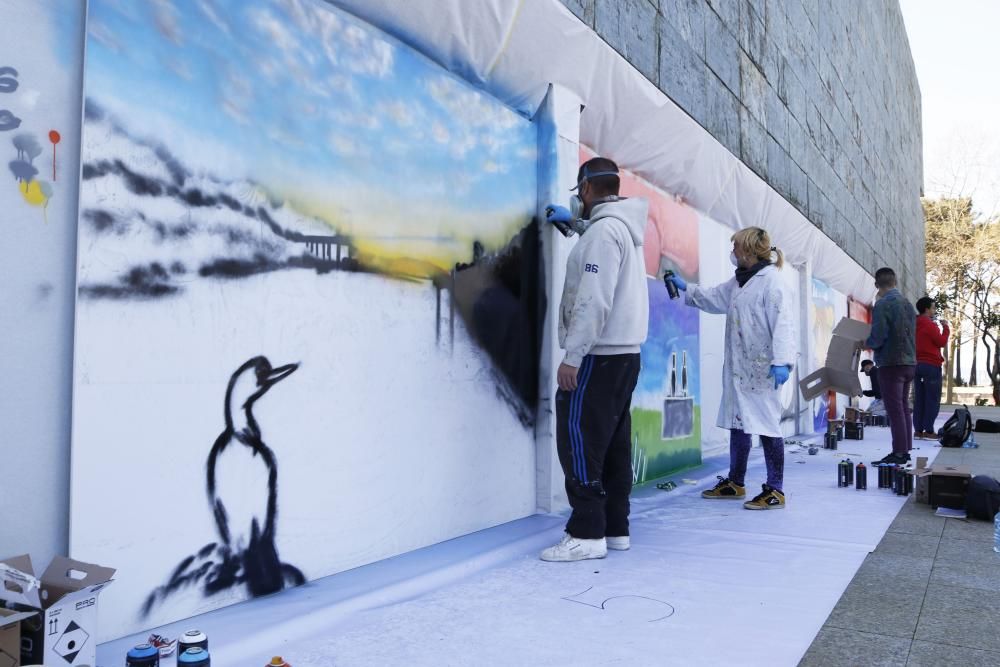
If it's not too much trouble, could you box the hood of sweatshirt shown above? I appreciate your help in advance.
[588,197,648,246]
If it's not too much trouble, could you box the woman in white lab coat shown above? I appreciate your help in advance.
[666,227,797,510]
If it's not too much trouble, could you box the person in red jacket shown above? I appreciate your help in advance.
[914,296,950,438]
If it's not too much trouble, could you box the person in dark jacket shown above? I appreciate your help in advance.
[914,296,950,439]
[860,359,882,399]
[866,268,916,464]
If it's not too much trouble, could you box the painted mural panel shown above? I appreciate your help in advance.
[810,277,837,431]
[71,0,541,640]
[580,148,702,481]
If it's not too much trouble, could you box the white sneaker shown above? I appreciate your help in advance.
[539,533,607,562]
[606,535,630,551]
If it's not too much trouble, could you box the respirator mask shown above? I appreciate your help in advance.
[570,165,621,221]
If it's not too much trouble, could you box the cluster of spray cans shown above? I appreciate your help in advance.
[823,428,843,450]
[127,630,209,666]
[837,459,867,489]
[862,414,889,427]
[876,464,913,495]
[126,630,292,667]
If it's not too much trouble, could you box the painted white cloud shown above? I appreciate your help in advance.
[197,0,232,36]
[431,122,450,144]
[152,0,182,46]
[221,99,250,126]
[328,132,361,157]
[377,101,420,128]
[89,20,123,54]
[425,76,521,131]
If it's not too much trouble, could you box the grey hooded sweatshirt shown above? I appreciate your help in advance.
[559,197,649,367]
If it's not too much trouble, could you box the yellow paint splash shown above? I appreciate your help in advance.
[18,179,51,223]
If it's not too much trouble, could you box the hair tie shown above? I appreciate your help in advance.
[770,246,776,251]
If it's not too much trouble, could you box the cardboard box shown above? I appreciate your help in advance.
[0,555,115,667]
[0,609,37,667]
[913,462,971,509]
[912,457,929,503]
[844,407,867,423]
[799,318,872,400]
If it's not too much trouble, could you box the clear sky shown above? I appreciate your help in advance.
[84,0,537,250]
[899,0,1000,218]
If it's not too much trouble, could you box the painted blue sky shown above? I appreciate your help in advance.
[635,278,700,405]
[84,0,537,246]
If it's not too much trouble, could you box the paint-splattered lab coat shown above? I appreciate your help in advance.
[686,265,797,437]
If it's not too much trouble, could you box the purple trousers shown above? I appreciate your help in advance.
[729,429,784,491]
[878,365,915,455]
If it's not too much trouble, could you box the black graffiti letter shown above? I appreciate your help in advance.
[0,66,22,132]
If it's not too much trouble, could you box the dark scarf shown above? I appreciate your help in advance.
[735,260,771,287]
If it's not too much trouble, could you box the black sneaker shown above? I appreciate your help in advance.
[872,452,908,465]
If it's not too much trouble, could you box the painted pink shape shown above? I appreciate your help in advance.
[580,146,699,278]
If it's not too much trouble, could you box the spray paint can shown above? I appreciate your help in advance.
[663,270,680,299]
[178,630,208,658]
[127,644,160,667]
[544,206,576,237]
[877,464,890,489]
[845,459,854,485]
[896,468,906,495]
[178,647,211,667]
[837,460,849,487]
[266,657,291,667]
[855,462,867,490]
[904,469,913,495]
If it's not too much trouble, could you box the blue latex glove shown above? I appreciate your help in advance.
[665,273,687,292]
[768,365,790,389]
[545,204,573,225]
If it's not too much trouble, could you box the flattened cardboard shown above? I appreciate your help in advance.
[0,557,41,609]
[799,317,872,401]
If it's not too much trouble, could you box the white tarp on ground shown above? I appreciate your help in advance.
[328,0,877,304]
[98,425,942,666]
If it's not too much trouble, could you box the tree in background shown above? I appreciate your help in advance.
[924,196,1000,405]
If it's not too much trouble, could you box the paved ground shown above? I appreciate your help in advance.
[801,406,1000,667]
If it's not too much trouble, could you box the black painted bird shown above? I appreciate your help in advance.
[206,356,300,596]
[142,356,305,617]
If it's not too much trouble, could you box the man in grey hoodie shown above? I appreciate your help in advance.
[540,157,649,562]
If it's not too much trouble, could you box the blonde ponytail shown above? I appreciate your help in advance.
[732,227,783,268]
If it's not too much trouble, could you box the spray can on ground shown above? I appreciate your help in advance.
[127,643,160,667]
[267,657,291,667]
[845,459,854,486]
[877,464,890,489]
[178,630,208,659]
[663,270,680,299]
[179,647,210,666]
[893,466,905,495]
[838,460,849,487]
[856,462,867,489]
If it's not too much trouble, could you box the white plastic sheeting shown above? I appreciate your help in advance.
[97,425,943,665]
[329,0,876,304]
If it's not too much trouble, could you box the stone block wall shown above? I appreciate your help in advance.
[562,0,925,296]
